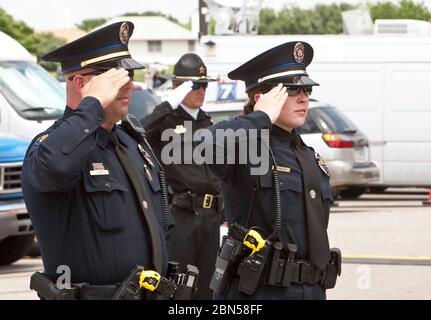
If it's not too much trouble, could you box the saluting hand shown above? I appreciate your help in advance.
[81,68,131,109]
[253,83,288,124]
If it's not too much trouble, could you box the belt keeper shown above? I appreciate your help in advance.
[281,243,297,288]
[267,242,283,286]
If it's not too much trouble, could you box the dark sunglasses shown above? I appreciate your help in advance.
[284,86,312,96]
[68,69,134,81]
[191,82,208,90]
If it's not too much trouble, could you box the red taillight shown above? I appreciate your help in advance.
[322,133,354,148]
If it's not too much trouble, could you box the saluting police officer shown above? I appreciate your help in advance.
[205,42,341,300]
[22,22,173,299]
[141,53,222,300]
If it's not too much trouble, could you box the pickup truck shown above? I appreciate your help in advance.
[0,133,34,265]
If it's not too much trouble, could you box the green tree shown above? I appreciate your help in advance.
[258,3,356,35]
[31,32,66,71]
[76,18,107,32]
[0,7,65,71]
[369,0,430,21]
[257,1,431,35]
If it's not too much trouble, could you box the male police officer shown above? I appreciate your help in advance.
[141,53,222,299]
[22,22,173,299]
[206,42,341,299]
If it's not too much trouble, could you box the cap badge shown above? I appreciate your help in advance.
[293,42,305,63]
[119,22,130,44]
[174,125,187,134]
[198,65,206,75]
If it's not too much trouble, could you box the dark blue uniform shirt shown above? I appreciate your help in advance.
[206,111,333,299]
[22,97,171,285]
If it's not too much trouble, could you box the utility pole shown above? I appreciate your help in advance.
[198,0,209,38]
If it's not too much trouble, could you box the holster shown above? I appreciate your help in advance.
[320,248,342,290]
[30,272,78,300]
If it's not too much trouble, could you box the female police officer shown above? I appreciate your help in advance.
[205,41,341,300]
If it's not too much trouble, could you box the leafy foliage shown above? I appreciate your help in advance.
[0,7,66,71]
[258,1,431,35]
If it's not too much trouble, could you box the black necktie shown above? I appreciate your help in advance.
[291,133,330,270]
[109,132,163,273]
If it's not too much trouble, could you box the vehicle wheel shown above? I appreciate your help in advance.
[28,238,41,257]
[0,234,35,265]
[339,187,366,199]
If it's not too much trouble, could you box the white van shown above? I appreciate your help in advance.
[198,34,431,189]
[0,31,65,139]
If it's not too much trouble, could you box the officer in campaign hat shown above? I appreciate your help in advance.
[22,22,175,299]
[204,41,341,299]
[141,53,223,300]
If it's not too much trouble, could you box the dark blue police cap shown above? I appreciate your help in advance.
[42,21,144,73]
[228,41,319,92]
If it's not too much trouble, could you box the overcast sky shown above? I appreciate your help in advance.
[1,0,430,30]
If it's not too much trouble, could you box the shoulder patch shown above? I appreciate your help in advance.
[34,134,49,146]
[315,152,330,176]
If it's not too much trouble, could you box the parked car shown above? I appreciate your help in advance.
[202,99,380,198]
[297,100,380,198]
[128,83,162,120]
[0,133,34,265]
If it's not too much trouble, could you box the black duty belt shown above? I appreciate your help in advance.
[73,283,119,300]
[30,272,120,300]
[263,249,341,289]
[264,259,323,287]
[171,192,221,211]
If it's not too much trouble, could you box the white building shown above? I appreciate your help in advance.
[100,16,198,65]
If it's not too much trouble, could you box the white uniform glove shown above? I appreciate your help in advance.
[165,80,193,109]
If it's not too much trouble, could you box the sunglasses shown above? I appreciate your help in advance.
[191,82,208,90]
[284,86,313,96]
[68,69,134,81]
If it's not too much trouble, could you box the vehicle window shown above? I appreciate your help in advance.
[0,61,65,120]
[207,110,242,123]
[129,89,162,120]
[296,112,321,134]
[312,106,358,134]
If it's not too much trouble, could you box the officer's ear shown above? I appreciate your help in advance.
[65,72,86,91]
[72,74,86,90]
[253,93,262,103]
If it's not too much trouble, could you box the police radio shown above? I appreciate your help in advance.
[210,223,248,293]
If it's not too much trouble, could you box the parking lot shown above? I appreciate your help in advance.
[1,188,430,300]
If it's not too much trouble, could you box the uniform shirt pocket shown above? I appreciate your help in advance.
[83,175,129,234]
[259,171,304,225]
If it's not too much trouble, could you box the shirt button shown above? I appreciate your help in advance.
[105,183,110,188]
[143,201,148,209]
[310,189,316,199]
[84,128,90,133]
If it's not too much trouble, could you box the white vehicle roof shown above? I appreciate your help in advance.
[0,31,36,62]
